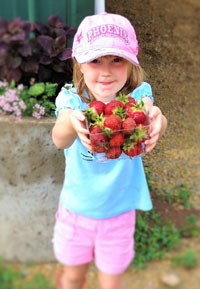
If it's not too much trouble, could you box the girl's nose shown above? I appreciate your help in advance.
[100,63,111,75]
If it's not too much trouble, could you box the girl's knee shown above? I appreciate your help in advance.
[98,271,124,289]
[63,270,82,283]
[63,264,89,283]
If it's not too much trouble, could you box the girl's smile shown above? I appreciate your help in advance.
[80,56,130,103]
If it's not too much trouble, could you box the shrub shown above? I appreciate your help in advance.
[0,15,76,87]
[171,250,198,269]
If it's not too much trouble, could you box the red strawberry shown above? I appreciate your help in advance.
[112,114,123,125]
[89,125,101,134]
[123,141,143,157]
[127,96,136,105]
[106,147,122,159]
[93,145,107,153]
[84,100,105,124]
[89,125,108,147]
[132,111,146,124]
[89,100,105,115]
[115,93,136,106]
[103,114,122,132]
[109,133,125,147]
[125,102,135,118]
[125,100,146,124]
[104,100,124,116]
[122,117,136,134]
[130,124,149,143]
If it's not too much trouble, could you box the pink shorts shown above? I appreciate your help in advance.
[52,204,136,275]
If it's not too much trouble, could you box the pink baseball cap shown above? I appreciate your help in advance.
[72,12,139,66]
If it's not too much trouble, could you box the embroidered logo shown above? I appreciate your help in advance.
[76,32,83,43]
[87,24,129,43]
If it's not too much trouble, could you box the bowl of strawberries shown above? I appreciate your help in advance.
[84,93,151,162]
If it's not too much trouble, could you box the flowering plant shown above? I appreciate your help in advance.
[0,80,57,119]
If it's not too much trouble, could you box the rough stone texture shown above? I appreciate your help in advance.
[0,116,64,262]
[106,0,200,206]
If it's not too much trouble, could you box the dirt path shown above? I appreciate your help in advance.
[16,236,200,289]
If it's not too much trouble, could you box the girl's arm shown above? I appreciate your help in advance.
[52,108,92,151]
[142,96,168,152]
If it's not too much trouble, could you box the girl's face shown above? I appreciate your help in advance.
[80,56,130,102]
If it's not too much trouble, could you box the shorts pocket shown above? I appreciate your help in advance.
[109,210,136,228]
[54,204,76,241]
[54,221,75,241]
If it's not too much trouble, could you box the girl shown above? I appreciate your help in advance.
[52,12,167,289]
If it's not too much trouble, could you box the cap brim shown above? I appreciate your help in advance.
[73,48,139,66]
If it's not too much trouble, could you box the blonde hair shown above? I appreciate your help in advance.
[73,59,145,103]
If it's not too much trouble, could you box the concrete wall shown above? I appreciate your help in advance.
[0,116,64,263]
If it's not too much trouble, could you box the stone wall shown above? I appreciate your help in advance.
[106,0,200,203]
[0,117,64,262]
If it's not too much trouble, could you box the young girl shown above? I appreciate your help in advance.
[52,12,167,289]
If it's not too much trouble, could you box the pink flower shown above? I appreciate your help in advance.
[3,103,13,112]
[0,97,6,107]
[32,103,45,119]
[40,106,45,115]
[32,111,41,119]
[17,84,24,91]
[19,101,26,110]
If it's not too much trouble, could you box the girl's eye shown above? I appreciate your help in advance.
[91,59,99,64]
[113,57,122,63]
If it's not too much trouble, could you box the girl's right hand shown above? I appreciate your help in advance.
[70,109,93,153]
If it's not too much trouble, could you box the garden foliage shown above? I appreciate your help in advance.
[0,15,76,86]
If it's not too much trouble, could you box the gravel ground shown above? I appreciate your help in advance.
[15,236,200,289]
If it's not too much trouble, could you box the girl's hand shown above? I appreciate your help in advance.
[144,106,167,153]
[70,109,93,152]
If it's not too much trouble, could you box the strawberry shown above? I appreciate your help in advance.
[132,111,146,124]
[103,114,122,132]
[89,100,105,115]
[106,147,122,159]
[84,100,105,124]
[125,100,146,124]
[127,96,136,105]
[92,145,107,153]
[104,100,125,116]
[123,141,143,157]
[89,125,101,134]
[130,124,149,143]
[122,117,136,134]
[115,93,136,106]
[109,133,125,147]
[89,125,108,147]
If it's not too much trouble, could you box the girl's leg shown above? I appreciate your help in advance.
[98,270,124,289]
[59,263,89,289]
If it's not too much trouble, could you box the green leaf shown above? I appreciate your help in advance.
[45,82,58,97]
[28,83,45,96]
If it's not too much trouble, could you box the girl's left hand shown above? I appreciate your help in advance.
[144,106,166,153]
